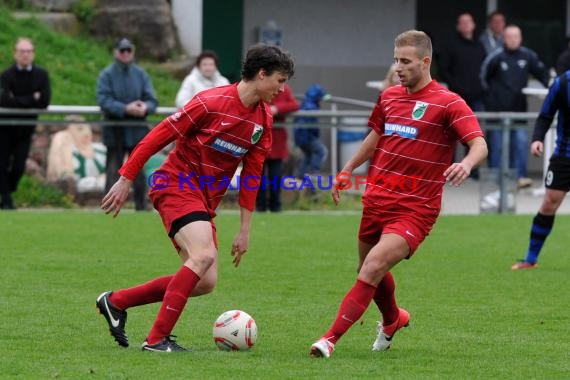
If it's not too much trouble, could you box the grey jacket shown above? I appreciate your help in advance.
[96,60,158,148]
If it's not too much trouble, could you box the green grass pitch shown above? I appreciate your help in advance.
[0,211,568,379]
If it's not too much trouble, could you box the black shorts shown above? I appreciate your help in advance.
[168,211,211,238]
[545,156,570,191]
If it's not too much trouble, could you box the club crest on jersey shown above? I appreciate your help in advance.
[170,111,182,122]
[251,124,263,144]
[412,101,428,120]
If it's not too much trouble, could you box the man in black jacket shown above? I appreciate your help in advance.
[438,13,487,179]
[0,37,51,209]
[439,12,487,112]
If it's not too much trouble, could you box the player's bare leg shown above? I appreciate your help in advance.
[190,253,218,296]
[143,221,217,352]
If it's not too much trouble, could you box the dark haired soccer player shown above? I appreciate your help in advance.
[310,30,488,358]
[96,44,294,352]
[511,70,570,269]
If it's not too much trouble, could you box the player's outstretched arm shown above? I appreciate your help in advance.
[101,176,132,217]
[231,207,252,267]
[444,136,488,187]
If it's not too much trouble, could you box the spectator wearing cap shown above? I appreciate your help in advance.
[175,50,230,109]
[96,37,158,211]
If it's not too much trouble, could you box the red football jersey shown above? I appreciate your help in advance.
[365,80,483,217]
[119,83,272,213]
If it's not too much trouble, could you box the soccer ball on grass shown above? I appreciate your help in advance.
[212,310,257,351]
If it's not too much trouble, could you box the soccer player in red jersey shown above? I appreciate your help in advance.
[96,44,294,352]
[310,30,488,358]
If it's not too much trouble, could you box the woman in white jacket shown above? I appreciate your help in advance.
[175,51,230,108]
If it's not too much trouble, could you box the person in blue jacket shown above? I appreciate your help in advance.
[96,37,158,211]
[294,84,330,178]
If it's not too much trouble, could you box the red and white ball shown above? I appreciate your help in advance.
[212,310,257,351]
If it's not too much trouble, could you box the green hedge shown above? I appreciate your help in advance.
[12,175,74,208]
[0,7,180,107]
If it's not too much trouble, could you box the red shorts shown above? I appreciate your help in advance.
[358,207,435,256]
[149,187,218,250]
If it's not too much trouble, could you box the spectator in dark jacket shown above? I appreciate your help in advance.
[439,12,487,111]
[96,37,158,211]
[0,37,51,209]
[480,25,549,188]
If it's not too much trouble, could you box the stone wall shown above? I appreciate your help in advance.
[24,0,79,11]
[22,0,179,62]
[90,0,177,62]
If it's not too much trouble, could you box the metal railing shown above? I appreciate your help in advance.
[0,105,545,213]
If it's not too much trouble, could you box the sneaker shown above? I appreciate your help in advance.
[372,308,410,351]
[95,291,129,347]
[511,260,538,270]
[517,177,533,189]
[141,335,189,352]
[309,338,335,358]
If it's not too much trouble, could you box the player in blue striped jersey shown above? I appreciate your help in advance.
[512,71,570,269]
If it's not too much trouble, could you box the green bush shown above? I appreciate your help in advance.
[13,175,75,208]
[0,8,180,107]
[71,0,96,23]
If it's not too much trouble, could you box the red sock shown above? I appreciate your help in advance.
[109,275,173,310]
[372,272,399,325]
[323,279,376,344]
[146,266,200,345]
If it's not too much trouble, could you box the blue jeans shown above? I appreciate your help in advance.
[488,128,529,179]
[297,139,328,177]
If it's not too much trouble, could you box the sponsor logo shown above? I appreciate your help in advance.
[211,138,248,156]
[384,123,418,139]
[412,101,428,120]
[221,121,231,126]
[405,230,416,238]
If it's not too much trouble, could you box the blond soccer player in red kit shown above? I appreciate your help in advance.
[310,30,488,358]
